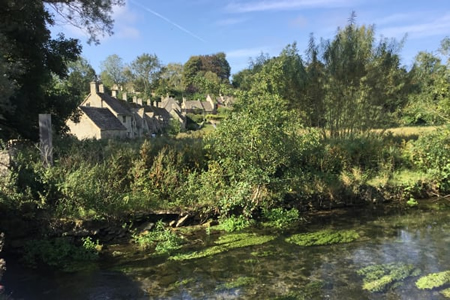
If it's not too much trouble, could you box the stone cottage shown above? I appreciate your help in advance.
[67,82,186,140]
[181,94,216,114]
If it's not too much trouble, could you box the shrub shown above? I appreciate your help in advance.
[132,220,183,254]
[262,207,300,229]
[23,237,101,271]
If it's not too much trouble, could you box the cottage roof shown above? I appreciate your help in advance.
[98,93,133,116]
[184,100,203,110]
[202,101,214,112]
[80,107,127,131]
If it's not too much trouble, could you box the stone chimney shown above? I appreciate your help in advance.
[133,96,137,104]
[122,92,127,101]
[99,84,105,93]
[147,99,151,106]
[112,90,117,98]
[137,98,143,106]
[90,81,98,95]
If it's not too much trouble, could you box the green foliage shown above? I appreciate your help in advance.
[262,208,300,229]
[206,87,303,214]
[23,237,101,271]
[183,53,231,94]
[357,263,421,292]
[416,271,450,290]
[132,220,183,254]
[406,197,418,207]
[216,215,254,232]
[320,15,406,138]
[408,129,450,175]
[286,229,359,246]
[403,46,450,125]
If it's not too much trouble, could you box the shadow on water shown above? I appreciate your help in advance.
[2,256,147,300]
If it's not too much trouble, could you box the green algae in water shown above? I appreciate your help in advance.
[441,288,450,298]
[216,276,256,290]
[416,271,450,290]
[170,233,275,261]
[357,263,421,292]
[285,229,359,247]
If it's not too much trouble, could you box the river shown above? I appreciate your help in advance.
[2,199,450,299]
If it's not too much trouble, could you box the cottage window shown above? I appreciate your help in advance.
[86,103,90,107]
[122,116,126,123]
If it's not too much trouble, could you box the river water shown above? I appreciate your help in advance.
[2,199,450,299]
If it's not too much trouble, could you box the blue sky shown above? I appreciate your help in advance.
[51,0,450,75]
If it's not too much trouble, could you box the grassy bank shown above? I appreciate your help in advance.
[0,124,448,222]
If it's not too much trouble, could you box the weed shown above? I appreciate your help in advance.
[262,208,300,229]
[132,220,183,254]
[286,229,360,247]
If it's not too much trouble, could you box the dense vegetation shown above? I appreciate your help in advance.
[1,9,449,222]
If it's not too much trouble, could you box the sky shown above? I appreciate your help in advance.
[51,0,450,75]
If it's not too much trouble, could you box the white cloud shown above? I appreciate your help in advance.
[380,13,450,39]
[226,0,357,13]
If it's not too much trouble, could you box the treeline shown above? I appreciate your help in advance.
[97,51,231,101]
[232,16,450,136]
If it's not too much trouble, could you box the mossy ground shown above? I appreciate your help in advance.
[170,233,275,261]
[285,229,359,247]
[357,263,421,292]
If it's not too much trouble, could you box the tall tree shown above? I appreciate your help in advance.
[65,57,96,100]
[100,54,126,89]
[320,13,405,138]
[129,53,161,98]
[0,1,81,140]
[182,53,231,95]
[404,42,450,124]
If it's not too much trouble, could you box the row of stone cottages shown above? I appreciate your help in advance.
[67,82,232,140]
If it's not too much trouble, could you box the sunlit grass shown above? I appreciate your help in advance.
[376,126,441,136]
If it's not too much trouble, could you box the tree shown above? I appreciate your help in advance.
[44,0,125,44]
[129,53,161,98]
[404,43,450,124]
[0,1,82,140]
[100,54,126,89]
[182,53,231,95]
[65,57,96,100]
[320,13,406,138]
[303,34,326,129]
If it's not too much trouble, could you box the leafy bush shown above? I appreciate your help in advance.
[262,207,300,229]
[23,237,101,271]
[132,220,183,254]
[216,215,254,232]
[406,128,450,192]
